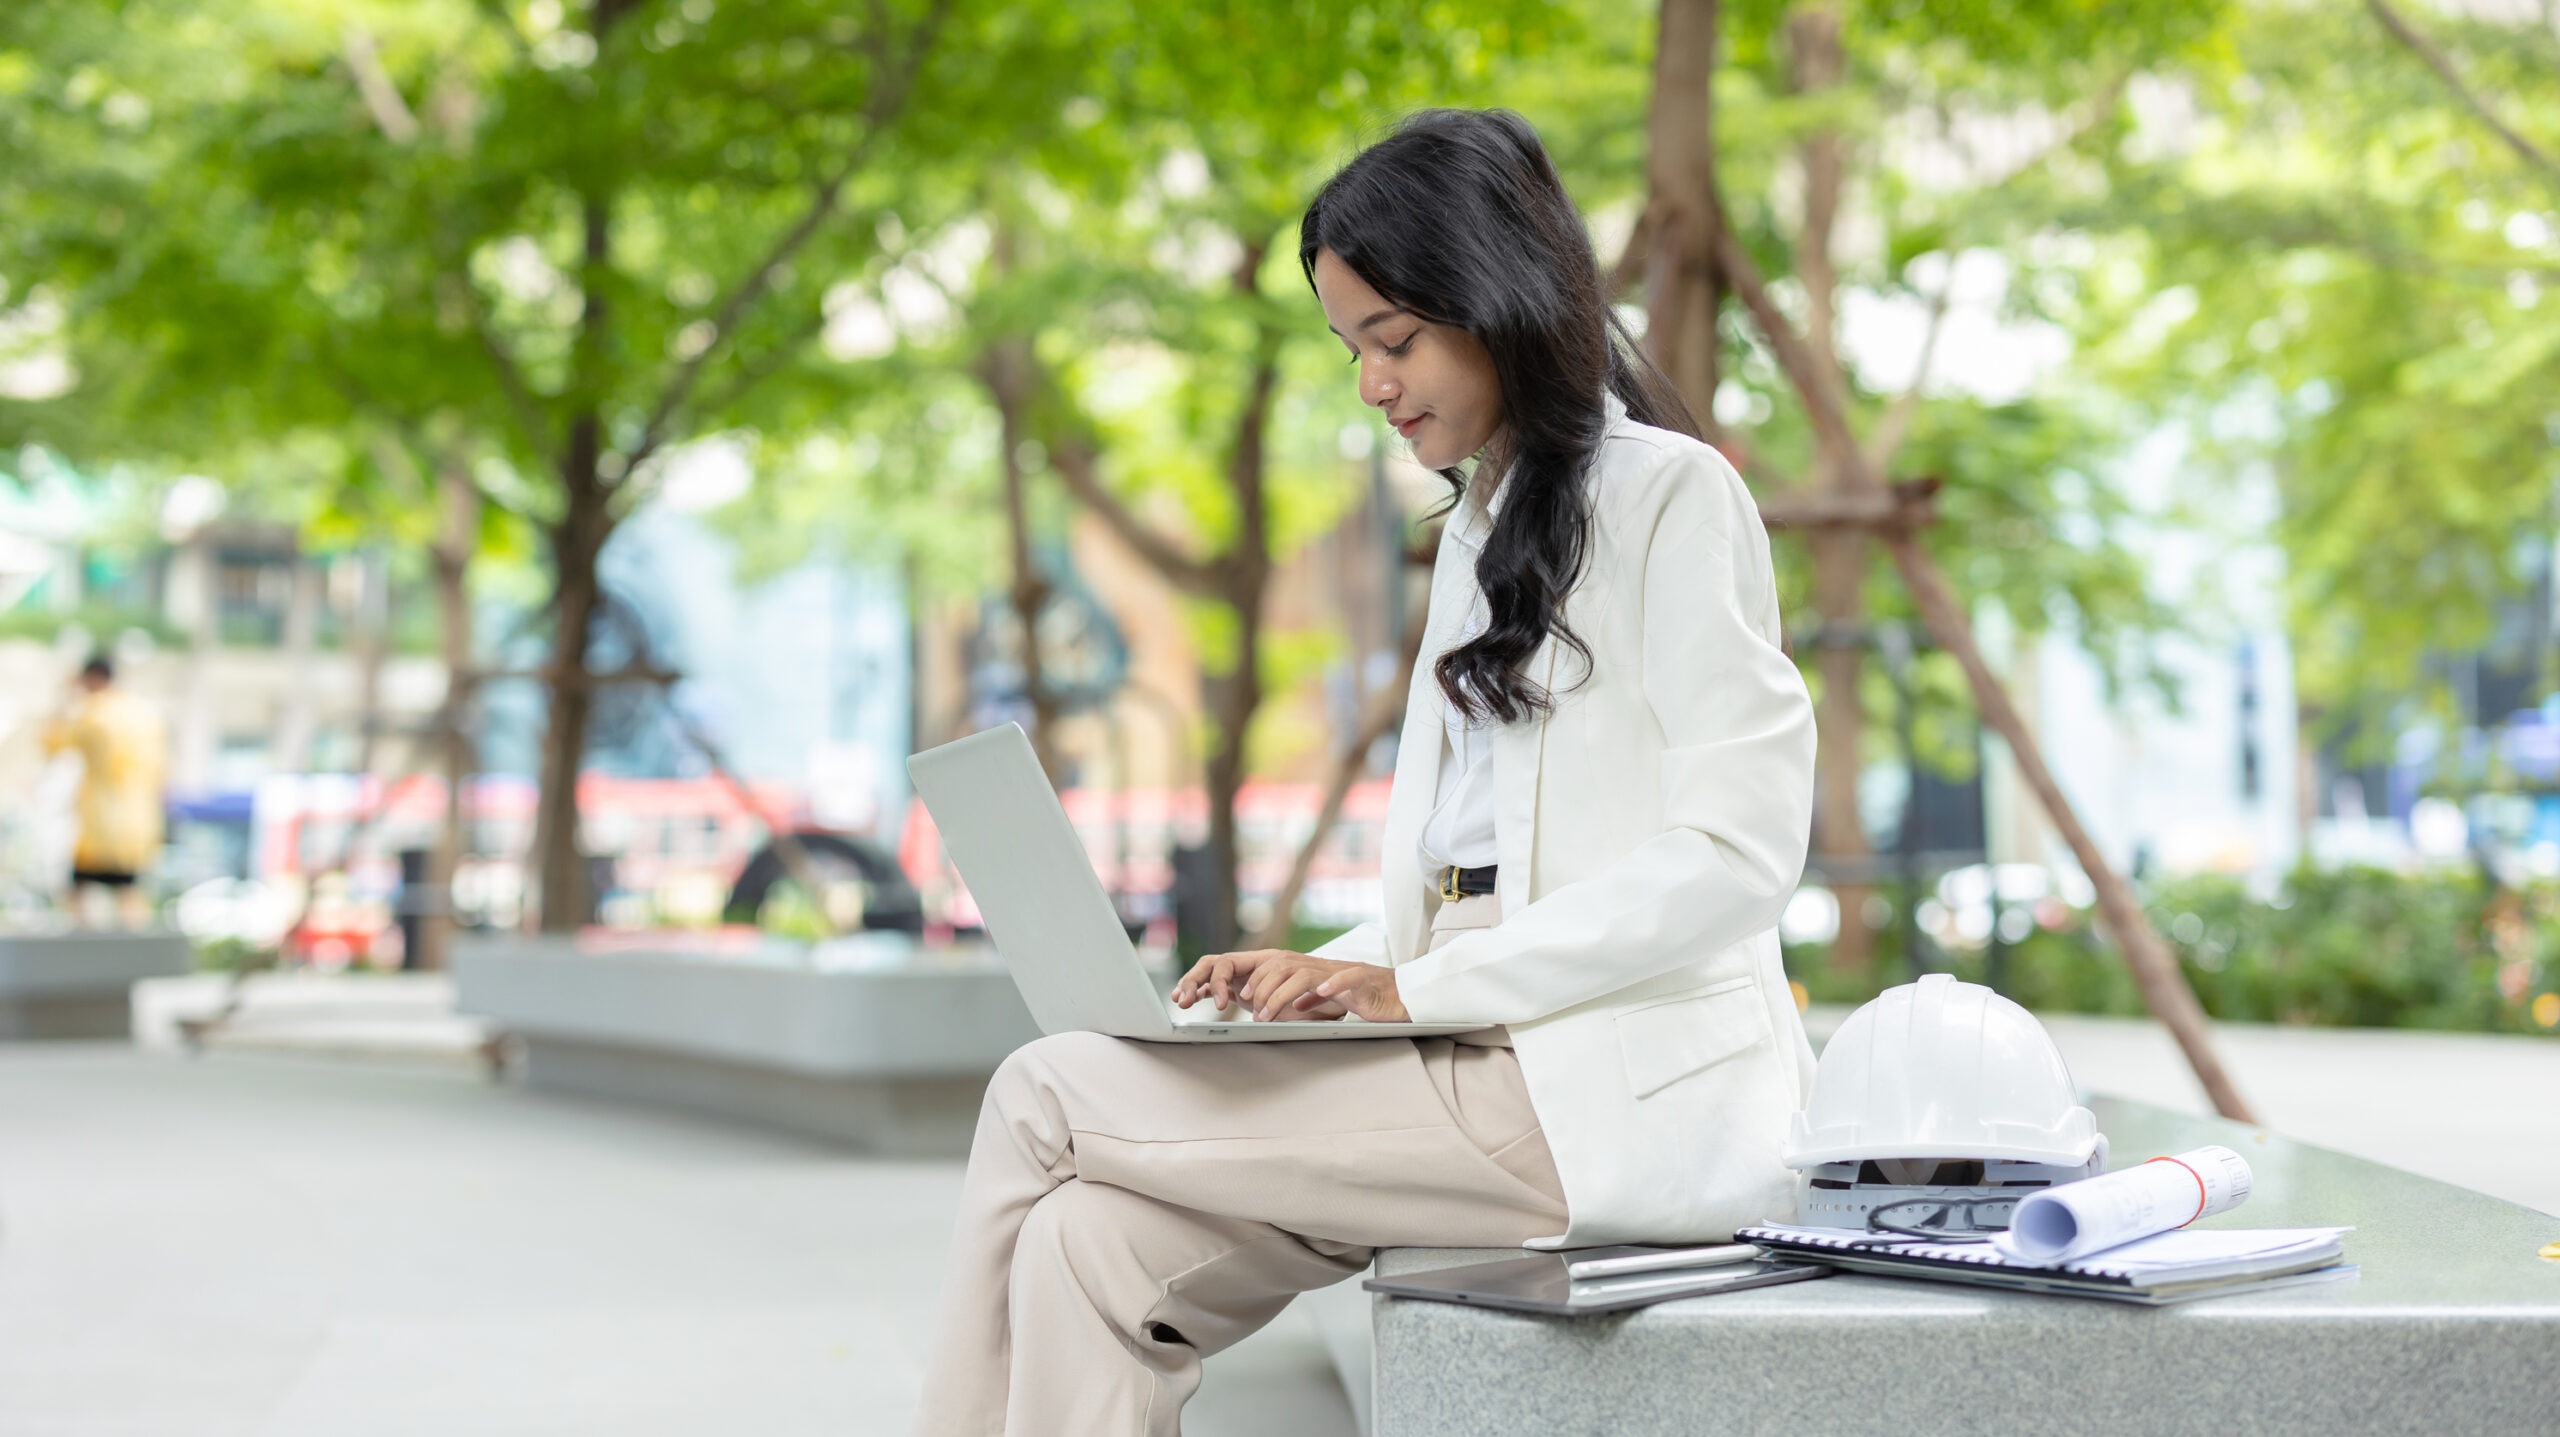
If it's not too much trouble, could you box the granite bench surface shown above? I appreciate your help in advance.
[1369,1096,2560,1437]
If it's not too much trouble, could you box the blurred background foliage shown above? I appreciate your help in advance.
[3,0,2557,1005]
[2047,1,2560,752]
[1789,863,2560,1036]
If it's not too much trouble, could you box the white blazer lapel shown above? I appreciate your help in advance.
[1377,523,1476,964]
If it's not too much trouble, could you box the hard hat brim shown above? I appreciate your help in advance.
[1781,1134,2102,1168]
[1782,1103,2102,1170]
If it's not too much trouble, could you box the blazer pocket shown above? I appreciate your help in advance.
[1615,978,1767,1099]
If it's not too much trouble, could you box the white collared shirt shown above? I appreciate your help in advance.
[1419,692,1500,871]
[1417,463,1506,874]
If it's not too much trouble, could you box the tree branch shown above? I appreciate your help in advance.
[1786,7,1847,389]
[1864,276,1951,476]
[1945,69,2130,194]
[674,305,829,425]
[472,0,533,57]
[625,0,953,472]
[342,26,420,144]
[1706,201,1865,473]
[1608,205,1656,298]
[1224,248,1281,587]
[591,0,645,38]
[1245,595,1428,950]
[454,280,552,459]
[2364,0,2560,188]
[1758,477,1940,531]
[1048,439,1222,597]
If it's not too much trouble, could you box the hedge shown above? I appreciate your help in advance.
[1785,864,2560,1036]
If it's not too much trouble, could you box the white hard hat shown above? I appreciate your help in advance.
[1783,973,2098,1170]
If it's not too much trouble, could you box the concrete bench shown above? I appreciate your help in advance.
[0,931,194,1039]
[1364,1095,2560,1436]
[452,932,1041,1155]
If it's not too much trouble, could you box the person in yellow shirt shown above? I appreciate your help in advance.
[41,655,167,928]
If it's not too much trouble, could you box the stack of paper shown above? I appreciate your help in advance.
[1735,1223,2353,1305]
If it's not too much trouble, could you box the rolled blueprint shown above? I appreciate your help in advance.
[1999,1145,2253,1264]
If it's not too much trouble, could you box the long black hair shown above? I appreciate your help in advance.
[1300,108,1697,725]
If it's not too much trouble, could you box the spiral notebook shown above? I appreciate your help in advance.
[1735,1223,2353,1306]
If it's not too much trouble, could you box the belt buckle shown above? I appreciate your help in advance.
[1439,865,1462,903]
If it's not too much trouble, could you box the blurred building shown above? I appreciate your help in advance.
[0,457,447,908]
[1,450,921,952]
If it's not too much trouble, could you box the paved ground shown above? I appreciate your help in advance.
[0,1045,1355,1437]
[3,1007,2551,1436]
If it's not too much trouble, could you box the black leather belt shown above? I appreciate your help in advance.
[1437,864,1498,901]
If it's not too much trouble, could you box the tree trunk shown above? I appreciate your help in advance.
[1199,272,1281,953]
[1200,593,1262,953]
[1810,526,1874,969]
[1785,2,1877,974]
[532,175,620,935]
[420,460,478,971]
[350,546,389,778]
[1642,0,1722,429]
[532,415,613,934]
[981,332,1066,783]
[1185,247,1283,955]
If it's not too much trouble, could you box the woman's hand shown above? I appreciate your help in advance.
[1176,950,1410,1023]
[1220,951,1414,1023]
[1173,950,1281,1013]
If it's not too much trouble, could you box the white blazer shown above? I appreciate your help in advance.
[1315,396,1819,1246]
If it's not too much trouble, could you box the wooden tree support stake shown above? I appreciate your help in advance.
[1702,194,2258,1125]
[1881,529,2260,1125]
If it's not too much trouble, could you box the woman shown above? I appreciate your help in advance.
[914,109,1816,1437]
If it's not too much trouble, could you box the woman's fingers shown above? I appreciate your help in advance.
[1176,951,1246,1006]
[1183,953,1391,1021]
[1244,952,1328,1010]
[1181,956,1225,1009]
[1255,968,1327,1023]
[1209,952,1260,1008]
[1238,954,1288,1008]
[1310,971,1366,1019]
[1215,951,1337,1014]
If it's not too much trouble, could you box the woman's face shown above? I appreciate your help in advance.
[1312,248,1502,470]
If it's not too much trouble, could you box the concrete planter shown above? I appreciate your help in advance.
[0,931,194,1039]
[453,932,1042,1155]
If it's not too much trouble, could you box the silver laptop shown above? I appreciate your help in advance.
[908,724,1485,1042]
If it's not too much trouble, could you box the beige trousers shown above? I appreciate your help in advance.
[914,894,1563,1437]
